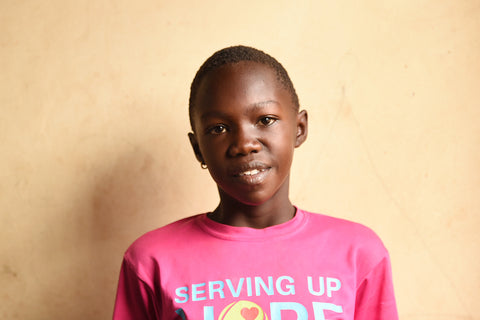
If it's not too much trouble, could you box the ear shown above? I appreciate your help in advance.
[188,132,205,164]
[295,109,308,148]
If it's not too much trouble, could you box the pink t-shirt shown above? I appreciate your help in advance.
[113,209,398,320]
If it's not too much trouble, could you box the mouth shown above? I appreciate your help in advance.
[231,162,271,185]
[237,168,267,176]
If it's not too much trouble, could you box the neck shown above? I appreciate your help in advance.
[210,183,296,229]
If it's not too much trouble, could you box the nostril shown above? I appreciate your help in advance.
[228,137,262,157]
[226,126,263,157]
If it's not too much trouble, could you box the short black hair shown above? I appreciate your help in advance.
[189,45,300,130]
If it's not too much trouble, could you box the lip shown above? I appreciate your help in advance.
[229,161,271,185]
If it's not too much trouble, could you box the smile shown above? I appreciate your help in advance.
[231,163,271,185]
[237,168,267,176]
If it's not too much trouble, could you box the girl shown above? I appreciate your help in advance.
[113,45,398,320]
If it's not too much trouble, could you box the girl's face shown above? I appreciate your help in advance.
[189,61,307,206]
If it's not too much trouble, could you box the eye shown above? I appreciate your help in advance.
[207,124,227,135]
[259,116,277,127]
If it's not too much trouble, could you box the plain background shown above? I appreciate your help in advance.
[1,1,479,319]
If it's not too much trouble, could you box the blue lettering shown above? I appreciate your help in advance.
[208,281,225,300]
[226,278,244,297]
[307,276,326,296]
[203,306,214,320]
[255,276,274,296]
[271,302,308,319]
[174,286,189,303]
[246,277,253,296]
[326,278,341,297]
[276,276,295,295]
[192,283,207,301]
[312,302,343,320]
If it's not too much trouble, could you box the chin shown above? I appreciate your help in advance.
[230,190,274,207]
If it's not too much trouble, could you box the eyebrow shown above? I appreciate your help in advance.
[248,100,280,110]
[200,100,280,120]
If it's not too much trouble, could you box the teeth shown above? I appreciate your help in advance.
[239,169,261,176]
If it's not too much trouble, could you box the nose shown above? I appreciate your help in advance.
[227,126,262,157]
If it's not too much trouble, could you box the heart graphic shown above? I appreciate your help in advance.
[241,307,259,320]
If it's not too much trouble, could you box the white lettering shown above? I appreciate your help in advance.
[276,276,295,295]
[255,276,274,296]
[174,286,189,303]
[225,278,244,297]
[208,281,225,300]
[312,302,343,320]
[192,283,207,301]
[326,278,341,297]
[203,306,214,320]
[271,302,308,320]
[307,276,325,296]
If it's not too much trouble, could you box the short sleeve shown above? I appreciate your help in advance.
[354,255,398,320]
[112,259,159,320]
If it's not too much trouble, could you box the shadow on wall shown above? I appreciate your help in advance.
[1,147,172,320]
[81,145,169,319]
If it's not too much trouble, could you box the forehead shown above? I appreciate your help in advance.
[193,61,293,115]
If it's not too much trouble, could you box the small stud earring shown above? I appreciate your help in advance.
[201,162,207,169]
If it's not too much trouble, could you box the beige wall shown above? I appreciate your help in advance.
[1,1,479,319]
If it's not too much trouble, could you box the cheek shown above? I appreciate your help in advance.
[271,123,297,148]
[272,132,297,166]
[199,139,226,164]
[268,139,295,166]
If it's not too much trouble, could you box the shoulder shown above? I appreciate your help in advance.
[303,210,382,237]
[301,209,389,261]
[123,214,204,266]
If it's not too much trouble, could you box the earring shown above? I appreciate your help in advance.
[201,162,207,169]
